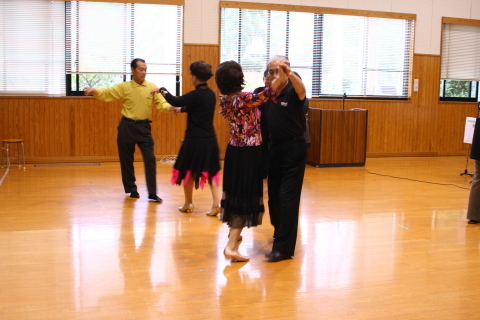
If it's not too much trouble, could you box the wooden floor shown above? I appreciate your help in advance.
[0,156,478,319]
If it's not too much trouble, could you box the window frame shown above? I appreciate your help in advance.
[440,18,480,102]
[439,79,479,102]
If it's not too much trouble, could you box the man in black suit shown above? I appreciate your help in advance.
[263,56,308,262]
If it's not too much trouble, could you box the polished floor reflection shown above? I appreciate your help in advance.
[0,157,477,319]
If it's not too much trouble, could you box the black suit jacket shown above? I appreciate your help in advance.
[470,104,480,160]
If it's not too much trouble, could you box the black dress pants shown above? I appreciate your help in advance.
[268,137,307,257]
[117,118,157,195]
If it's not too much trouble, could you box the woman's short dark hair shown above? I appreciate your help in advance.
[190,60,213,82]
[215,61,245,95]
[131,58,145,69]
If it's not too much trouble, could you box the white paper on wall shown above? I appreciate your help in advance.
[464,117,477,144]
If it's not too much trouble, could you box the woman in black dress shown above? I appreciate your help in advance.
[152,61,221,215]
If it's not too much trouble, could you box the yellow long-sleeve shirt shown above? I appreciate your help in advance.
[94,80,171,120]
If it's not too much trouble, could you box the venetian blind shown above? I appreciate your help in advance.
[66,1,182,85]
[441,23,480,81]
[318,15,414,97]
[0,0,65,95]
[220,8,414,98]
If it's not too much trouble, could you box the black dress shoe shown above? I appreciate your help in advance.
[265,251,292,262]
[148,194,163,203]
[130,191,140,199]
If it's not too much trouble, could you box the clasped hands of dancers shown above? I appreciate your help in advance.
[149,58,295,263]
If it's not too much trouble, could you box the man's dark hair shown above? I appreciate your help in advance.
[215,61,245,95]
[131,58,146,69]
[190,60,213,82]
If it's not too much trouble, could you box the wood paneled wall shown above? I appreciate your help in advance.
[0,51,476,164]
[0,96,186,163]
[309,54,477,157]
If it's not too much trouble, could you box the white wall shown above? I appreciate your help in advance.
[183,0,480,54]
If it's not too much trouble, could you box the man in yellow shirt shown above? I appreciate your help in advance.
[84,58,171,202]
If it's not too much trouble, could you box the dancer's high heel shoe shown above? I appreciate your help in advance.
[223,248,249,262]
[206,204,221,216]
[179,203,194,213]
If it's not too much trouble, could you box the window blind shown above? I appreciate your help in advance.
[441,23,480,81]
[0,0,65,95]
[220,8,414,98]
[66,1,183,92]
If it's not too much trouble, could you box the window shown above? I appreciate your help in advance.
[440,21,480,102]
[0,0,65,95]
[220,7,414,99]
[0,0,182,96]
[66,1,183,96]
[440,80,478,102]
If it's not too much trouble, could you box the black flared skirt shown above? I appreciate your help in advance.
[171,136,221,189]
[220,144,264,228]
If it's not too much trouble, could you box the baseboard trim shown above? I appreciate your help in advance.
[367,152,439,158]
[24,154,226,165]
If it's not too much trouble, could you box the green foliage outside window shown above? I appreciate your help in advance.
[71,74,124,91]
[444,80,469,97]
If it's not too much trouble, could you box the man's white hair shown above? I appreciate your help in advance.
[268,55,289,67]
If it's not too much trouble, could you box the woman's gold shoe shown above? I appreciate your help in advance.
[206,204,221,216]
[179,203,194,213]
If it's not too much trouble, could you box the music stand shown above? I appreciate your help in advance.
[460,144,474,176]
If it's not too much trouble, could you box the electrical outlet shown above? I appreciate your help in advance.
[414,79,419,91]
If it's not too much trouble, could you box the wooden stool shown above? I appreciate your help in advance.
[1,139,26,170]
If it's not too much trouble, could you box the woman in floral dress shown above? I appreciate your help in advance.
[215,61,279,262]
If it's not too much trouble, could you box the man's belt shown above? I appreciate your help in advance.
[122,116,151,124]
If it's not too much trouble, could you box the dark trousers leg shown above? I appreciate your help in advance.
[117,120,137,193]
[137,131,157,195]
[268,148,282,236]
[268,141,307,256]
[467,160,480,220]
[260,135,270,179]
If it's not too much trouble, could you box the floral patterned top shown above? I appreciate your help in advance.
[219,88,276,147]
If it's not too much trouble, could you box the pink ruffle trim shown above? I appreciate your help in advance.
[170,169,180,185]
[171,169,221,190]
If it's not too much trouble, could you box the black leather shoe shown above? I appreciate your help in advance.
[265,251,292,262]
[130,191,140,199]
[148,194,163,203]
